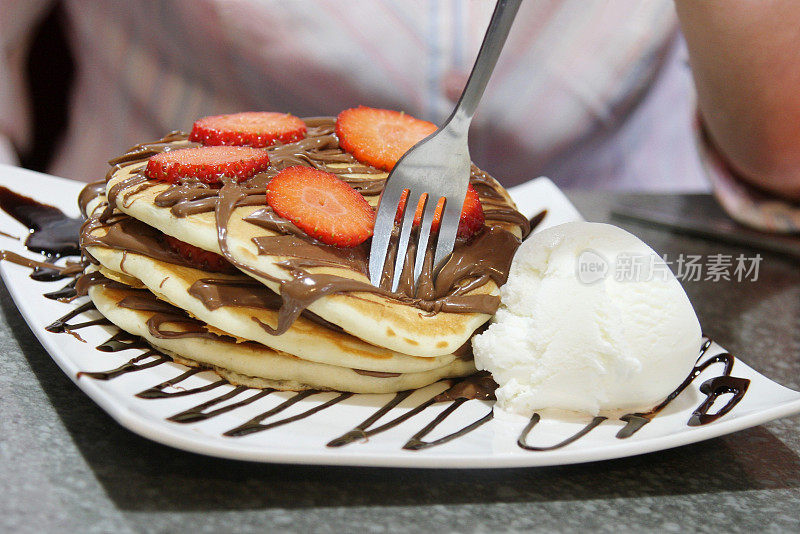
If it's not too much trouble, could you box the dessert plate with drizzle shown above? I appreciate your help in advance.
[2,163,799,468]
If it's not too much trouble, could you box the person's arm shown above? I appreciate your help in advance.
[676,1,800,202]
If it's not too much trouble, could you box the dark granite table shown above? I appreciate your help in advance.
[2,192,799,533]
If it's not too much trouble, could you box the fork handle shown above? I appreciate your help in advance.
[446,0,522,130]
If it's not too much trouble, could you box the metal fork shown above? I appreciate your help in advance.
[369,0,521,291]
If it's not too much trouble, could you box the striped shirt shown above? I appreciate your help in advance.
[11,0,794,233]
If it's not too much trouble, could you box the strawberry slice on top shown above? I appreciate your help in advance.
[164,235,235,273]
[266,166,375,247]
[145,146,271,184]
[190,111,306,147]
[394,184,485,240]
[335,106,437,171]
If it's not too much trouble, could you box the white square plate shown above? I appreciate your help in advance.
[2,163,799,468]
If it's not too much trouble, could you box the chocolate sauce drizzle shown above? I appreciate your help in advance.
[76,350,170,380]
[136,369,227,399]
[44,301,110,341]
[326,390,417,447]
[518,415,608,451]
[514,339,752,451]
[690,375,751,426]
[62,322,751,452]
[43,279,78,301]
[615,339,749,437]
[328,374,498,448]
[167,387,273,424]
[402,398,494,450]
[14,254,756,453]
[96,331,145,352]
[224,391,353,438]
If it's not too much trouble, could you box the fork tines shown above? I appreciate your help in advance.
[370,185,463,295]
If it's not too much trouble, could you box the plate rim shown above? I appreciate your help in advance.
[2,164,799,469]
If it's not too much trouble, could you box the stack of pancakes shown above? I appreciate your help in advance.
[79,116,529,393]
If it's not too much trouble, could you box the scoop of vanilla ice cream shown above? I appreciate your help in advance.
[473,221,702,416]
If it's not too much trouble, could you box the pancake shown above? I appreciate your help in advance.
[81,192,462,373]
[101,118,529,357]
[86,239,463,373]
[87,279,476,394]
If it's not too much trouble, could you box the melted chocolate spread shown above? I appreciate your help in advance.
[186,276,346,332]
[187,277,282,310]
[88,117,528,336]
[75,270,128,295]
[112,287,229,342]
[81,214,199,269]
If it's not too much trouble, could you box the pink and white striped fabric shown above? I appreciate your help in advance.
[3,0,713,197]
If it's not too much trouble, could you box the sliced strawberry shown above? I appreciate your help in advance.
[393,185,484,239]
[190,112,306,148]
[266,166,375,247]
[454,185,485,239]
[336,106,437,171]
[164,235,234,273]
[145,146,270,184]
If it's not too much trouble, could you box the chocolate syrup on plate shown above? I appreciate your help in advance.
[44,301,110,342]
[513,339,752,451]
[0,185,83,256]
[43,279,78,301]
[0,185,86,282]
[224,391,353,438]
[615,339,749,437]
[402,398,494,450]
[96,331,145,352]
[328,374,498,448]
[76,350,170,380]
[136,368,227,399]
[518,415,608,451]
[167,387,273,424]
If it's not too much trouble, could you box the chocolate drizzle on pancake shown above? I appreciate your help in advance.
[81,213,202,270]
[187,277,282,310]
[92,117,529,337]
[185,276,346,333]
[112,286,235,342]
